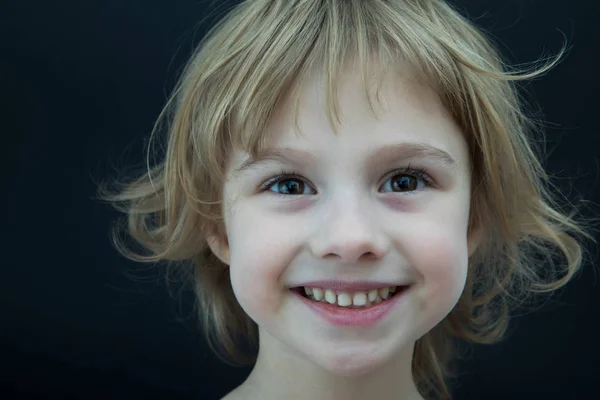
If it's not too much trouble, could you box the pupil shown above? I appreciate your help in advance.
[280,180,302,194]
[392,175,416,191]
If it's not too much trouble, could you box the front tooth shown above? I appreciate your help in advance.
[352,292,367,306]
[379,287,390,299]
[368,289,378,302]
[312,288,324,301]
[324,289,337,304]
[337,292,352,307]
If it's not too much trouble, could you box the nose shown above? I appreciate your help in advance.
[309,196,389,264]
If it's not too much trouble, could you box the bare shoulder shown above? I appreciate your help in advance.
[219,385,247,400]
[219,391,235,400]
[219,391,234,400]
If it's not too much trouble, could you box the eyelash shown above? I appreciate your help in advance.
[259,164,434,196]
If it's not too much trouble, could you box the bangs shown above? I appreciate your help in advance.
[212,0,483,161]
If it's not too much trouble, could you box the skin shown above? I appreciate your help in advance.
[209,66,484,400]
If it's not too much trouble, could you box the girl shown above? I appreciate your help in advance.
[99,0,595,398]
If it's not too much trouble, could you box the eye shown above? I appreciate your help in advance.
[260,166,433,196]
[378,167,433,193]
[262,172,316,195]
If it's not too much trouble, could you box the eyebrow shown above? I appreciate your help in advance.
[233,142,459,175]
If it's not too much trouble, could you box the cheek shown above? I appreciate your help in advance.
[409,219,470,307]
[227,211,299,320]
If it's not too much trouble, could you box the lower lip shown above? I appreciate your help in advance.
[290,287,409,327]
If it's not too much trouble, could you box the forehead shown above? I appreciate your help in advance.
[231,67,468,171]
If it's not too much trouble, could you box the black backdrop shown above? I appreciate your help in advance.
[2,1,599,399]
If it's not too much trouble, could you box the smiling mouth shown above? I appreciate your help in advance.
[290,285,408,309]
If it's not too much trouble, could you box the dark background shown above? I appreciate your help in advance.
[2,0,599,399]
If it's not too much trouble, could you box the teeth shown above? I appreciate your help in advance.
[352,292,367,306]
[368,289,378,302]
[337,292,352,307]
[379,287,389,299]
[312,288,324,301]
[325,289,336,304]
[301,286,400,308]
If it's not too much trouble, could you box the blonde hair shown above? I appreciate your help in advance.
[98,0,597,398]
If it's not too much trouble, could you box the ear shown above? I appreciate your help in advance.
[467,218,486,257]
[206,234,230,265]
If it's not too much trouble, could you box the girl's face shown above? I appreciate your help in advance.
[210,68,481,377]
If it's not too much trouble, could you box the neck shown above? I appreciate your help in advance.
[228,329,424,400]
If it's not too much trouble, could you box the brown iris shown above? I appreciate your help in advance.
[391,174,417,192]
[275,179,305,195]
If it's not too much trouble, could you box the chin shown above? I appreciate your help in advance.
[329,362,383,377]
[310,345,396,377]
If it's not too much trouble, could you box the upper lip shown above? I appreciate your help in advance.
[291,280,411,291]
